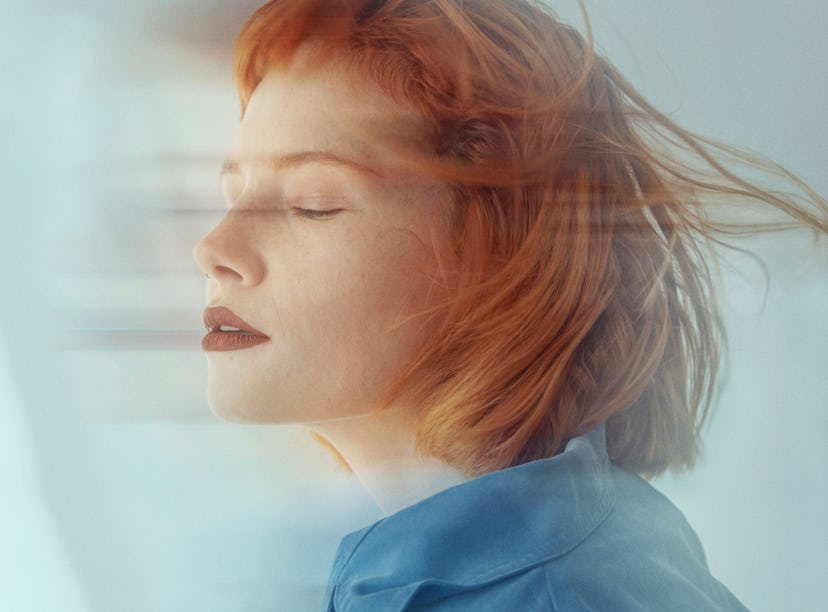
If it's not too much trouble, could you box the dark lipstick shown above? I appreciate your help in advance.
[202,306,270,352]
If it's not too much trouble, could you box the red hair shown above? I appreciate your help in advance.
[234,0,827,476]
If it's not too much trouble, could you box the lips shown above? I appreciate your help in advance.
[202,306,270,352]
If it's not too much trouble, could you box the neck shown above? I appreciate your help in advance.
[308,407,468,515]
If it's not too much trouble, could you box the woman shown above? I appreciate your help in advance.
[194,0,826,609]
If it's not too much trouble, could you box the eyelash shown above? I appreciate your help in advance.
[292,207,345,220]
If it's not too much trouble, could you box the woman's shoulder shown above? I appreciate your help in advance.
[323,428,748,611]
[538,464,748,611]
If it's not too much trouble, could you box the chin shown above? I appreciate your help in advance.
[205,379,315,424]
[207,396,264,423]
[205,376,275,423]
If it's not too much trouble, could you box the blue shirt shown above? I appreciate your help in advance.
[322,426,748,611]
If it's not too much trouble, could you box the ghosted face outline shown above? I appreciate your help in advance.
[194,59,453,424]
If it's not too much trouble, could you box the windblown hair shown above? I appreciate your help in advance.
[234,0,827,477]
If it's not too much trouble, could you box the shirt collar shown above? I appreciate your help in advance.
[326,425,615,600]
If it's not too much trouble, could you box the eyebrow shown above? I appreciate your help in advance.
[220,151,382,178]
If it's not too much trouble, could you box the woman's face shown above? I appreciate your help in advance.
[194,58,453,424]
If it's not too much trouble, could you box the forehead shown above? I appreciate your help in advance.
[233,59,430,175]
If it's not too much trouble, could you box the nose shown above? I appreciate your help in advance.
[193,211,266,286]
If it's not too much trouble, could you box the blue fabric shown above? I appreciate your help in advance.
[322,426,748,611]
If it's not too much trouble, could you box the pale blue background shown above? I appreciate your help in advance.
[2,1,826,610]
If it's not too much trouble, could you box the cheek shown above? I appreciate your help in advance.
[352,227,442,315]
[285,224,445,372]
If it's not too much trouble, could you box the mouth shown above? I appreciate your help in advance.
[202,306,270,352]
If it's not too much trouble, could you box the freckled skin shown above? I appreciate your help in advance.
[194,59,454,426]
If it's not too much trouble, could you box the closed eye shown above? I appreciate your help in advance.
[293,207,345,220]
